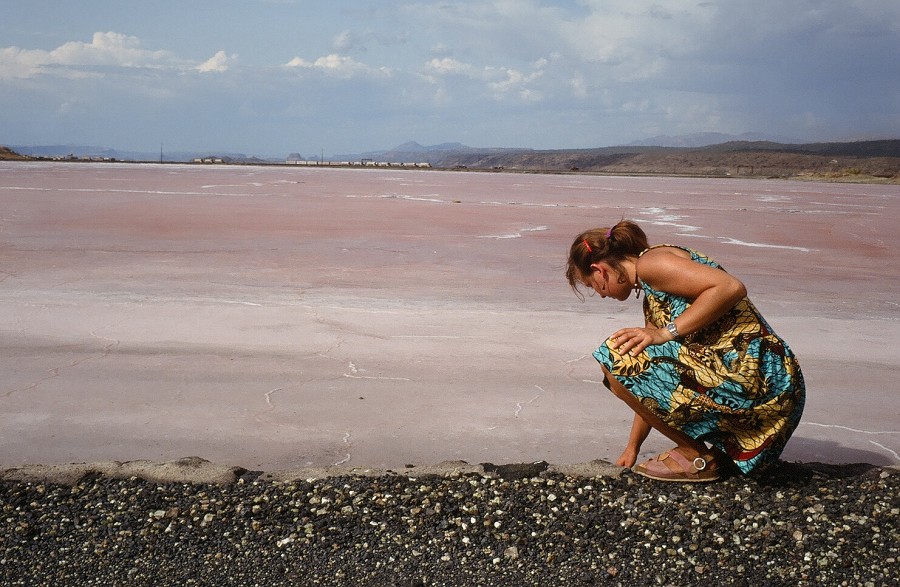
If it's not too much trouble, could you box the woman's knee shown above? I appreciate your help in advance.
[600,366,631,401]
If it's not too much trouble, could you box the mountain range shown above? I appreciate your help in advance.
[625,132,801,148]
[10,132,804,163]
[5,135,899,181]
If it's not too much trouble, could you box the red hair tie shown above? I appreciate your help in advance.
[582,239,592,253]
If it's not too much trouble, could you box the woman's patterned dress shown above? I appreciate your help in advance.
[594,246,806,474]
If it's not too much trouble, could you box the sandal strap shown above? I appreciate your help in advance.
[663,449,708,476]
[634,448,722,482]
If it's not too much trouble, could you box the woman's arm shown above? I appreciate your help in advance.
[617,412,651,467]
[643,248,746,333]
[612,248,746,356]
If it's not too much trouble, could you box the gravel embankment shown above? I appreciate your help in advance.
[1,460,896,586]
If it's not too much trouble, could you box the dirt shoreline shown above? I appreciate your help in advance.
[0,457,646,486]
[2,456,896,487]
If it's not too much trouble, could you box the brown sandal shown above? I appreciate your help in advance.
[633,447,721,483]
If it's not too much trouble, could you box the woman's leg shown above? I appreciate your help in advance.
[601,365,711,460]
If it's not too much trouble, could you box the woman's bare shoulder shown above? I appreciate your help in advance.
[637,246,708,289]
[639,245,692,263]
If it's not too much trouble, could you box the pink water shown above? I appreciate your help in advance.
[1,162,898,469]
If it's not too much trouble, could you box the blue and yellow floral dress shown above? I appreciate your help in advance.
[594,246,805,474]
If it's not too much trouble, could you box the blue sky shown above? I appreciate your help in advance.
[2,1,898,157]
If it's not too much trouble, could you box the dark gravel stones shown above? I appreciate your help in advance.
[1,462,896,586]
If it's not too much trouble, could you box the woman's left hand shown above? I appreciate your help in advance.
[609,326,670,357]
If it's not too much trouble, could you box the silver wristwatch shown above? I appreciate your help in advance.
[665,321,680,339]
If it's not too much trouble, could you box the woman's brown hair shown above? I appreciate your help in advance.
[566,220,649,299]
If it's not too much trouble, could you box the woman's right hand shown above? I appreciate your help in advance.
[616,446,639,468]
[609,326,672,357]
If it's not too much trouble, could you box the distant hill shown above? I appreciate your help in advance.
[0,146,28,160]
[289,138,885,181]
[5,138,898,181]
[390,141,469,153]
[627,132,800,148]
[397,139,900,181]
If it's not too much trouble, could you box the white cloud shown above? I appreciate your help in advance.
[54,31,172,67]
[57,99,85,116]
[488,67,544,101]
[424,57,473,75]
[0,32,188,80]
[196,51,234,73]
[285,54,390,78]
[0,46,59,79]
[568,72,587,99]
[423,55,548,103]
[332,30,356,53]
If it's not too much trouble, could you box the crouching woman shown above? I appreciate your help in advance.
[567,220,805,481]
